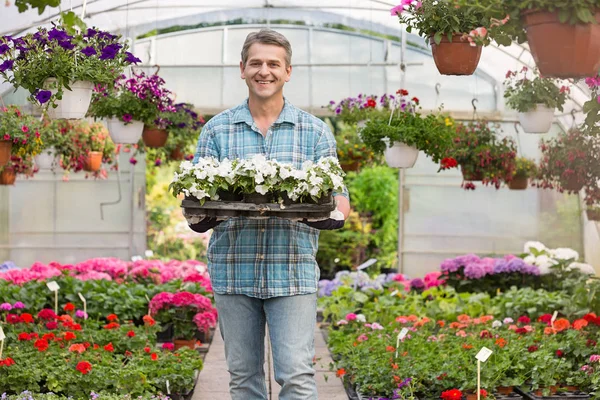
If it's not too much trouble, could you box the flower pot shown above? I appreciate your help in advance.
[170,147,185,161]
[142,126,169,148]
[383,141,419,168]
[586,209,600,221]
[83,151,103,172]
[45,79,94,120]
[461,168,484,181]
[0,140,11,167]
[340,161,360,172]
[429,34,482,76]
[508,175,529,190]
[156,324,174,342]
[0,169,16,185]
[174,339,196,351]
[560,177,584,192]
[534,386,558,396]
[518,104,555,134]
[496,387,514,395]
[107,118,144,144]
[522,9,600,78]
[35,146,58,170]
[244,193,272,204]
[217,189,244,202]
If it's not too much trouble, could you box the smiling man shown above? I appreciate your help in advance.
[191,29,350,400]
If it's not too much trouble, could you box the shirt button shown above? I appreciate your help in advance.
[261,228,265,233]
[259,254,265,260]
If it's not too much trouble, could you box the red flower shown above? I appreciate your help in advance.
[83,342,91,349]
[396,89,409,96]
[386,346,395,352]
[366,98,377,108]
[336,368,346,377]
[104,343,114,352]
[144,346,151,353]
[478,389,488,398]
[0,357,15,367]
[538,314,552,324]
[479,330,492,339]
[583,313,597,323]
[437,373,448,380]
[42,333,55,341]
[17,332,31,341]
[76,361,92,375]
[151,352,158,361]
[63,303,75,312]
[412,97,420,104]
[19,313,34,324]
[143,315,156,326]
[127,330,135,338]
[6,314,20,324]
[103,322,120,330]
[70,323,82,331]
[587,339,597,347]
[124,350,133,357]
[440,157,458,170]
[106,314,118,322]
[517,316,531,324]
[515,328,528,334]
[38,309,57,321]
[162,343,175,351]
[64,332,76,341]
[46,321,58,330]
[528,345,539,352]
[34,339,49,352]
[556,349,565,358]
[441,389,463,400]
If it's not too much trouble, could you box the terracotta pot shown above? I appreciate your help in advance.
[429,34,482,75]
[83,151,103,172]
[562,386,579,392]
[0,169,16,185]
[142,126,169,148]
[508,175,528,190]
[340,160,360,172]
[170,147,185,161]
[173,339,196,351]
[522,9,600,78]
[496,386,514,395]
[534,386,558,396]
[560,177,584,192]
[586,209,600,221]
[0,140,11,167]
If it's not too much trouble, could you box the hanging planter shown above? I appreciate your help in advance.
[0,168,16,185]
[83,151,103,172]
[522,9,600,78]
[142,126,169,148]
[107,118,144,144]
[508,176,528,190]
[35,146,58,170]
[586,209,600,221]
[518,104,555,133]
[429,35,482,76]
[170,147,185,161]
[0,140,12,167]
[45,79,94,120]
[384,141,419,169]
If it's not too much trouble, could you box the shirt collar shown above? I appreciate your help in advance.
[232,97,297,126]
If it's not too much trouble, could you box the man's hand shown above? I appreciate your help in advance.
[300,208,345,230]
[188,217,223,233]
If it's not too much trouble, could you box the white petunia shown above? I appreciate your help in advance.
[567,262,596,275]
[523,241,547,254]
[550,247,579,261]
[255,185,270,195]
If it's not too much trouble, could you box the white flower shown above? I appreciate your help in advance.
[503,317,513,324]
[523,241,547,254]
[492,320,502,328]
[356,314,366,323]
[370,322,384,330]
[567,262,596,275]
[550,247,579,261]
[255,185,270,195]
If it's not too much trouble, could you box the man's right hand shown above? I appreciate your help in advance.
[188,217,223,233]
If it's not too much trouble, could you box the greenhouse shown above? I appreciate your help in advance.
[0,0,598,399]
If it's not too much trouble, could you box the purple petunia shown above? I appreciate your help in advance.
[125,51,141,64]
[99,43,122,60]
[177,122,187,129]
[0,44,9,55]
[409,278,425,289]
[0,60,14,72]
[154,159,162,167]
[84,28,97,38]
[122,113,132,123]
[58,40,75,50]
[81,46,97,57]
[48,28,71,42]
[35,90,52,104]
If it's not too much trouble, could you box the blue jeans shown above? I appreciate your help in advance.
[214,292,318,400]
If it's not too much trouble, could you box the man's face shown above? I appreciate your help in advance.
[240,43,291,101]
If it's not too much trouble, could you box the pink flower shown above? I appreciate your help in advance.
[346,313,357,321]
[357,334,369,342]
[162,342,175,351]
[390,4,404,15]
[21,125,28,133]
[337,319,348,325]
[590,355,600,363]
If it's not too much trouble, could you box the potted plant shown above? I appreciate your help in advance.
[504,67,569,133]
[445,121,517,189]
[586,206,600,221]
[328,93,398,125]
[0,155,36,185]
[508,157,537,190]
[0,105,43,168]
[0,24,138,119]
[335,128,377,172]
[88,71,175,146]
[452,0,600,78]
[391,0,510,75]
[359,89,456,168]
[35,119,71,170]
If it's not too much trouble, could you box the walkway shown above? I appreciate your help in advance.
[193,323,347,399]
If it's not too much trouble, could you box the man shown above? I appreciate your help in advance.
[190,28,350,400]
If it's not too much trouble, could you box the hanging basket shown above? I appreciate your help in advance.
[340,160,361,172]
[508,175,529,190]
[107,118,144,144]
[83,151,103,172]
[45,79,94,120]
[560,177,584,193]
[383,141,419,168]
[429,34,482,76]
[586,209,600,221]
[35,146,58,170]
[461,167,484,181]
[0,140,12,167]
[0,169,16,185]
[518,104,555,133]
[142,126,169,148]
[170,147,185,161]
[522,9,600,78]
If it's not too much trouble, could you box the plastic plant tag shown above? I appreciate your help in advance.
[475,347,493,362]
[78,292,88,319]
[395,328,409,358]
[390,290,399,297]
[551,311,558,324]
[0,326,5,341]
[78,292,86,303]
[46,281,60,292]
[145,294,151,315]
[166,380,170,395]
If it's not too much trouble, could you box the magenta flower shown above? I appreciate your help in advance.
[12,301,25,309]
[162,342,175,351]
[122,114,132,123]
[0,303,12,311]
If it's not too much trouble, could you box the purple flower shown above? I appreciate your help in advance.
[493,259,509,274]
[0,60,14,72]
[58,40,75,50]
[12,302,25,309]
[0,44,9,55]
[129,157,138,165]
[48,28,71,42]
[84,28,97,38]
[81,46,97,57]
[75,310,88,319]
[99,43,122,60]
[35,90,52,104]
[410,278,425,289]
[440,258,459,273]
[0,303,12,311]
[154,159,162,167]
[398,377,412,388]
[177,122,187,128]
[125,52,141,64]
[464,261,488,279]
[122,113,132,123]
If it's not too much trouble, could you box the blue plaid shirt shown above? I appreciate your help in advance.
[192,98,348,299]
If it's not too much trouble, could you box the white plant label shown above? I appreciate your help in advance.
[395,328,410,359]
[46,281,60,292]
[390,290,399,297]
[166,380,170,394]
[551,311,558,324]
[475,347,493,362]
[78,292,86,303]
[0,326,5,341]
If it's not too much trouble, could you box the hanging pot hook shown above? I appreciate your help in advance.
[570,109,577,129]
[471,98,478,120]
[153,64,161,75]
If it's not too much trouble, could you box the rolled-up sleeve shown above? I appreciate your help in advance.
[314,123,350,200]
[193,123,220,163]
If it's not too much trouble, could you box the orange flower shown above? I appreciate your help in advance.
[544,327,556,335]
[414,317,431,328]
[457,314,471,323]
[386,346,395,352]
[479,315,494,323]
[143,315,156,326]
[407,315,418,322]
[59,315,74,323]
[573,319,588,330]
[336,368,346,378]
[393,375,401,383]
[391,363,399,369]
[456,330,467,337]
[68,344,86,354]
[554,318,571,332]
[495,338,507,348]
[437,320,446,328]
[401,351,408,357]
[462,344,473,350]
[106,314,118,322]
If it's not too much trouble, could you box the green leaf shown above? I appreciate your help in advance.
[434,32,443,45]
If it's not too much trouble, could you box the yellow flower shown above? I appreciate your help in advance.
[445,117,454,127]
[339,151,344,156]
[354,144,359,148]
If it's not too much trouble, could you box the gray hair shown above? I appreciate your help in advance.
[241,29,292,67]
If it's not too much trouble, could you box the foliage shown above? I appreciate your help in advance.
[0,154,36,179]
[583,75,600,133]
[504,67,570,113]
[445,121,517,190]
[333,123,378,171]
[512,157,538,179]
[13,0,60,14]
[359,90,456,163]
[0,24,136,109]
[327,93,396,125]
[0,105,43,158]
[88,72,175,126]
